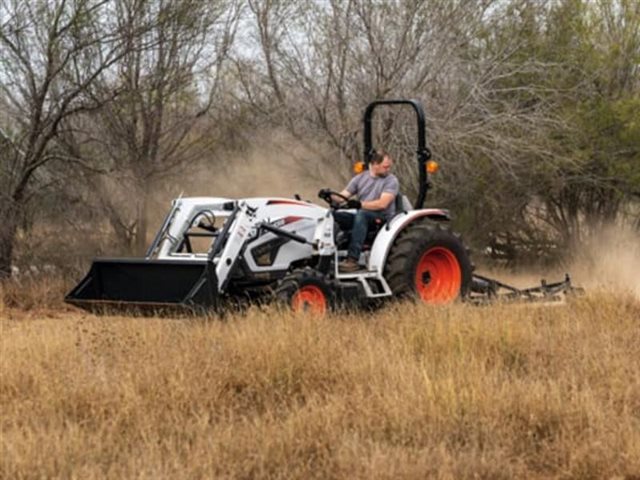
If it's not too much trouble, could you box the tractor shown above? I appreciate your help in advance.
[66,99,580,314]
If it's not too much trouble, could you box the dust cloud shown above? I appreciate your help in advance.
[170,133,349,205]
[482,224,640,299]
[143,133,352,239]
[569,224,640,299]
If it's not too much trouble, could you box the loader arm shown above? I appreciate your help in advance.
[213,203,255,291]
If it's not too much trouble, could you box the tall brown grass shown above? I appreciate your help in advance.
[1,289,639,479]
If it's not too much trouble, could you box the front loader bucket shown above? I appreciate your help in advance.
[65,258,218,314]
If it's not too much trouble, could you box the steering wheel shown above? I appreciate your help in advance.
[318,189,350,209]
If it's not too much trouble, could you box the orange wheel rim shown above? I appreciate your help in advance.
[415,247,461,304]
[291,285,327,314]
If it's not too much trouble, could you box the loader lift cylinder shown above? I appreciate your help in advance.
[259,222,313,245]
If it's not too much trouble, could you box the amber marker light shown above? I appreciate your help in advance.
[353,161,365,174]
[426,160,439,174]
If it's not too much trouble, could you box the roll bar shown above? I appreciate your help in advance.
[363,99,432,209]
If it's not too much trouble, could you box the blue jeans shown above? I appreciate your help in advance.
[333,210,386,260]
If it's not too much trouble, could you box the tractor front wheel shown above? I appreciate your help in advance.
[275,268,336,314]
[384,222,472,304]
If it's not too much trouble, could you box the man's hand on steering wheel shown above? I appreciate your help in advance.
[317,188,332,199]
[318,188,351,209]
[345,199,361,209]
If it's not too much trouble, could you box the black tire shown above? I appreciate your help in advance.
[384,222,472,304]
[275,267,337,314]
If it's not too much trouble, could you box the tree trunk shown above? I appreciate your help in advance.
[0,200,20,279]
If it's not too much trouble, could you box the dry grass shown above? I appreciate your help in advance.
[1,287,639,479]
[0,274,69,314]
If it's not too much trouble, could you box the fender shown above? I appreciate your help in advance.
[368,208,450,273]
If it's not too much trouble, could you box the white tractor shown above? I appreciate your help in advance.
[66,100,579,314]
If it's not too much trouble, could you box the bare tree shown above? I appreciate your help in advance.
[234,1,570,212]
[235,1,490,175]
[0,0,137,278]
[60,0,240,253]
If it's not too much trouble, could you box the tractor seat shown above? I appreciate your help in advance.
[363,193,411,246]
[396,192,412,213]
[363,217,385,247]
[336,192,411,250]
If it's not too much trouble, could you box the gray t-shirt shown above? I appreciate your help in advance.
[346,172,399,219]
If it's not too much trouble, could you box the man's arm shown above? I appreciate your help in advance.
[329,189,352,203]
[361,192,395,211]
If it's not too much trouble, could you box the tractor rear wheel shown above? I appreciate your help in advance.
[276,268,336,314]
[384,222,472,304]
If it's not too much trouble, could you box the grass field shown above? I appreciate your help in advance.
[1,275,639,479]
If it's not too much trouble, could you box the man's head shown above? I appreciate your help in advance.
[370,151,393,177]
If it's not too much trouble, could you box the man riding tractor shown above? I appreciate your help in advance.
[321,150,399,272]
[65,99,581,316]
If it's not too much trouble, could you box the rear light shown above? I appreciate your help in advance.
[426,160,439,174]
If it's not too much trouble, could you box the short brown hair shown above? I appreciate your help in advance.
[370,150,390,165]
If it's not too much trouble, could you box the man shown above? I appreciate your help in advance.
[333,151,399,272]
